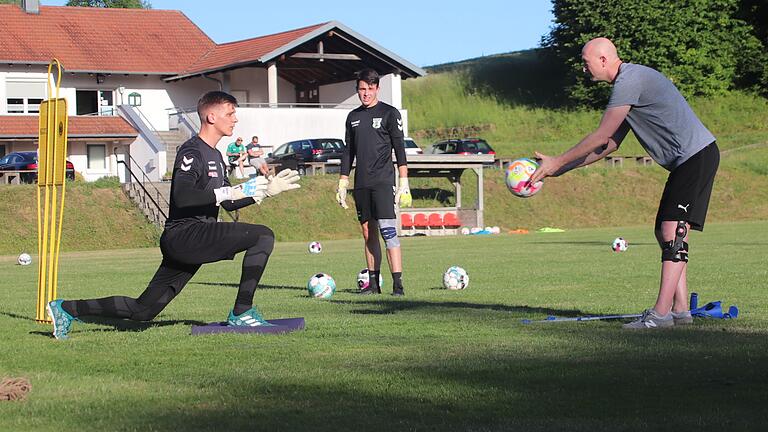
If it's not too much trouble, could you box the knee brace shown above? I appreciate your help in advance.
[377,218,400,249]
[661,221,689,262]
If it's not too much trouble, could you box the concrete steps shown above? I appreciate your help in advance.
[123,181,171,226]
[156,130,190,174]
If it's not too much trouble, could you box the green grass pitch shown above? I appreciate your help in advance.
[1,221,766,431]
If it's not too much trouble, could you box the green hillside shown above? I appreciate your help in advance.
[0,181,161,255]
[404,51,768,158]
[2,143,767,254]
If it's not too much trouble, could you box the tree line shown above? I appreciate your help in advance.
[542,0,768,105]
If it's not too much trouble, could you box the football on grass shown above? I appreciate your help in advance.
[443,266,469,290]
[307,273,336,299]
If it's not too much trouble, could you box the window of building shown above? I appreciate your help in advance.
[6,98,24,114]
[5,80,46,114]
[77,90,115,116]
[27,98,43,114]
[127,92,142,106]
[87,144,107,170]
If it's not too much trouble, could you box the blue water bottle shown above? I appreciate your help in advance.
[690,292,698,311]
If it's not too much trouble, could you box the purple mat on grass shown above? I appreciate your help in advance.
[191,318,305,335]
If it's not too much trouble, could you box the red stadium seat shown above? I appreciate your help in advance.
[428,213,444,228]
[442,212,460,228]
[401,213,414,229]
[413,213,429,228]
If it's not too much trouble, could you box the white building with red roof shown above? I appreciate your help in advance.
[0,1,424,181]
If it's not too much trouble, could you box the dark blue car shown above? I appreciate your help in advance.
[0,151,75,183]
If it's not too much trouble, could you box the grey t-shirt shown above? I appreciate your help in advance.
[608,63,715,170]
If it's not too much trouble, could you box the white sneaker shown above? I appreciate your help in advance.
[622,308,674,329]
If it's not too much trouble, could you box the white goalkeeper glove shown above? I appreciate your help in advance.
[395,177,412,208]
[265,169,301,198]
[214,176,268,206]
[213,186,244,206]
[336,178,349,209]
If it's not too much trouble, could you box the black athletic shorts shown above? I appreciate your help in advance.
[353,184,396,223]
[656,142,719,231]
[160,220,271,264]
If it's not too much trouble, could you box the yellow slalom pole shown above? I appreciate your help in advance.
[51,60,68,306]
[36,169,44,321]
[47,60,60,318]
[36,59,68,323]
[36,68,54,323]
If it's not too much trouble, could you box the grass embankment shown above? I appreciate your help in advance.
[0,179,160,255]
[2,143,768,253]
[1,222,766,430]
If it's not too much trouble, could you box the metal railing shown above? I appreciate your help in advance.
[118,105,169,154]
[118,154,169,225]
[169,102,357,113]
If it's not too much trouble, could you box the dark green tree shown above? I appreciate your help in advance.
[736,0,768,95]
[542,0,763,105]
[65,0,151,8]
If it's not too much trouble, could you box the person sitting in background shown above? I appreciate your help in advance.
[226,137,248,178]
[246,135,269,176]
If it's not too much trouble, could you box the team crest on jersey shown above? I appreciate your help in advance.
[372,118,382,129]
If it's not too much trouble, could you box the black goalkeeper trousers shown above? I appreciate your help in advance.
[63,221,274,321]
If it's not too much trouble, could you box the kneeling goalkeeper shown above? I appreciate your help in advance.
[46,91,300,339]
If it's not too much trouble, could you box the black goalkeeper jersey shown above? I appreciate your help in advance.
[341,101,407,189]
[165,135,253,229]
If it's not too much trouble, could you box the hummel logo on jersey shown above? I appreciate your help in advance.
[677,203,690,213]
[207,160,218,177]
[397,118,403,131]
[351,120,360,128]
[180,155,194,172]
[372,118,382,129]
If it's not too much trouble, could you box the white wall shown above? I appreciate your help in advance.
[319,73,401,108]
[66,141,129,181]
[127,136,164,181]
[320,79,359,106]
[381,73,402,109]
[227,68,295,104]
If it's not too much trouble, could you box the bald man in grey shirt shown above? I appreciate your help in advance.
[531,37,719,330]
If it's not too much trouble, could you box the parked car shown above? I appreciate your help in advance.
[0,151,75,183]
[403,137,423,155]
[426,138,496,156]
[266,138,345,174]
